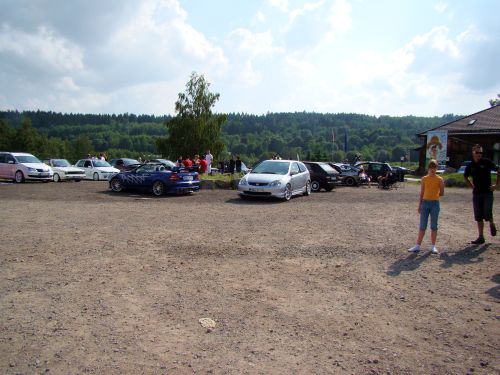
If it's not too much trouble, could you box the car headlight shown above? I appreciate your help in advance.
[239,178,248,186]
[270,180,282,187]
[27,167,37,172]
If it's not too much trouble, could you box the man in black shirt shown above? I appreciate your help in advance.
[464,144,500,244]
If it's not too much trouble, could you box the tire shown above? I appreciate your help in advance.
[152,181,165,196]
[14,170,24,183]
[344,177,356,186]
[53,173,61,182]
[311,180,321,192]
[283,183,292,201]
[93,172,99,181]
[303,181,311,196]
[110,178,123,192]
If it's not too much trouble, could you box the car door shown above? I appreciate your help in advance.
[0,154,17,179]
[289,162,301,192]
[133,164,156,191]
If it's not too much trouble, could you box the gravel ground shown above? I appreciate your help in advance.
[0,180,498,375]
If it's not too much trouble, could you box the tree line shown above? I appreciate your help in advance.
[0,109,457,165]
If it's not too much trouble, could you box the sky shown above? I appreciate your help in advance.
[0,0,499,117]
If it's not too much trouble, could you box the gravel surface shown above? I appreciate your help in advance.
[0,181,498,374]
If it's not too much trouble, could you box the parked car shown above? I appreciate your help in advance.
[238,159,310,201]
[0,152,53,183]
[436,164,446,174]
[43,159,86,182]
[329,163,361,186]
[109,158,140,171]
[109,163,200,196]
[75,159,120,181]
[302,161,339,192]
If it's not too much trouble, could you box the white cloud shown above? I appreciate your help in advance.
[268,0,289,12]
[0,24,84,73]
[434,2,448,13]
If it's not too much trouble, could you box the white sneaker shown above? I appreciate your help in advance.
[408,245,421,253]
[431,246,438,254]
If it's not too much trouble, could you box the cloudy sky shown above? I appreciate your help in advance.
[1,0,499,117]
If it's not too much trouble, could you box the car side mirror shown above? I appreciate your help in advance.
[8,160,15,164]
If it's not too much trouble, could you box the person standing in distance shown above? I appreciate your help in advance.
[464,144,500,244]
[205,149,213,175]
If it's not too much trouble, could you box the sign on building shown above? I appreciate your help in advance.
[426,130,448,163]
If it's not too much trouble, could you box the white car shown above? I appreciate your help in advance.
[44,159,86,182]
[0,152,53,183]
[238,159,311,201]
[75,159,120,181]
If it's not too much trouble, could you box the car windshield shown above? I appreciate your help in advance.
[15,155,41,163]
[251,161,290,175]
[93,160,111,167]
[123,159,139,165]
[156,159,176,169]
[53,159,71,167]
[320,164,336,173]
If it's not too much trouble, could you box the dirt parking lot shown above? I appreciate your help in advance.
[0,181,498,374]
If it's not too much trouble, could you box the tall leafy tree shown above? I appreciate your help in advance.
[490,94,500,107]
[156,72,226,159]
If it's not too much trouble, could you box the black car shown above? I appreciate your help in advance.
[109,158,140,171]
[302,161,339,192]
[355,162,400,183]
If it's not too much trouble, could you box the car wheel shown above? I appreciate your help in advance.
[303,181,311,196]
[93,172,99,181]
[14,170,24,183]
[53,173,61,182]
[345,177,356,186]
[152,181,165,196]
[283,183,292,201]
[110,177,123,192]
[311,180,321,192]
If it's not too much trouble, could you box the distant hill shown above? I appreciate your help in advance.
[0,110,459,164]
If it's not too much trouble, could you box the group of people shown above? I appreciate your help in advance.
[86,153,107,161]
[408,144,499,254]
[219,155,243,174]
[176,150,213,174]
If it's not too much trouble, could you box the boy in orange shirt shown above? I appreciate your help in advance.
[408,159,445,254]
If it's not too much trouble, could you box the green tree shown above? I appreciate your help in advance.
[490,94,500,107]
[0,119,13,150]
[156,72,226,159]
[11,117,40,152]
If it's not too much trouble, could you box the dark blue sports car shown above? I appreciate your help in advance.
[109,163,200,196]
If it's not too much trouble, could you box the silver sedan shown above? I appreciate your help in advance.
[238,160,311,201]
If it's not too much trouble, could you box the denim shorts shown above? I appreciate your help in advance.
[420,200,440,231]
[472,192,493,221]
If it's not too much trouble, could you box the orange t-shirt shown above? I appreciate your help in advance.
[422,174,443,200]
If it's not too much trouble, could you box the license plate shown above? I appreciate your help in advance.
[40,173,49,177]
[249,187,264,192]
[183,176,193,181]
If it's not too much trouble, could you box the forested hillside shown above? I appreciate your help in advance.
[0,110,458,165]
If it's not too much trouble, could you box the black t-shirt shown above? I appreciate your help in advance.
[464,158,497,194]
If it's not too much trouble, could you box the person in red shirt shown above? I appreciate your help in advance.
[183,157,193,168]
[199,158,208,173]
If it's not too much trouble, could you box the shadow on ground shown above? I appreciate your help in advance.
[439,244,490,268]
[386,251,431,276]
